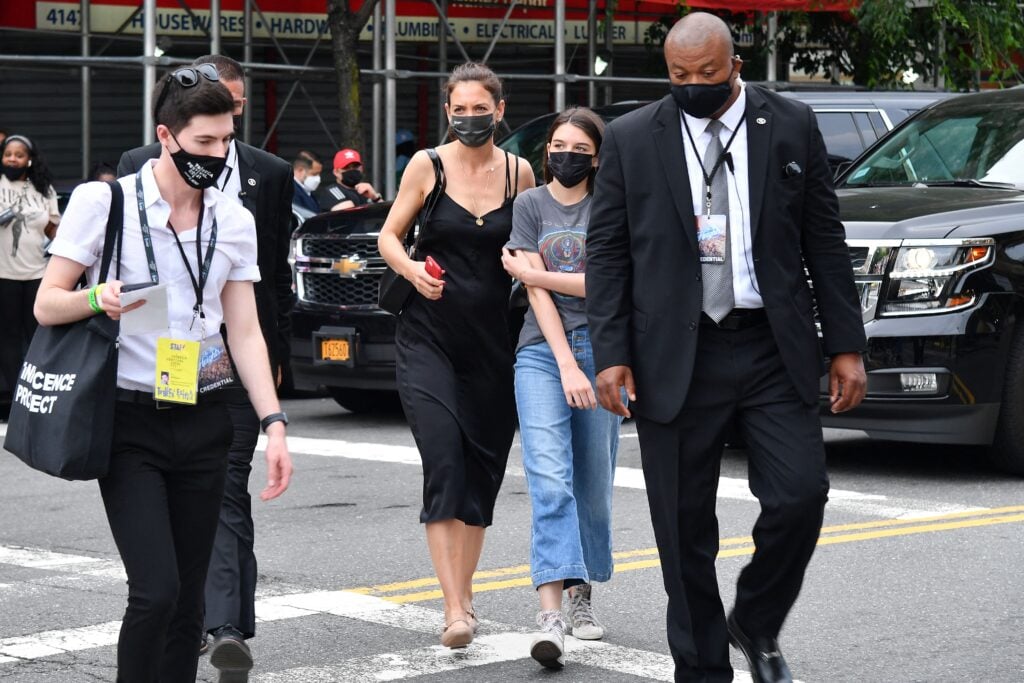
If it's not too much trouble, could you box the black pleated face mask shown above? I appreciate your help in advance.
[450,114,496,148]
[670,64,736,119]
[548,152,594,188]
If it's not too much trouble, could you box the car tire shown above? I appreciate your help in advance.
[990,327,1024,476]
[328,388,403,414]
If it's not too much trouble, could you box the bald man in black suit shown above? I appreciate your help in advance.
[586,13,866,683]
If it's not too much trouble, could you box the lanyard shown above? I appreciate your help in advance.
[681,114,744,217]
[135,170,218,325]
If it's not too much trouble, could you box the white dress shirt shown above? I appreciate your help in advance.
[218,139,243,205]
[49,160,261,391]
[680,84,763,309]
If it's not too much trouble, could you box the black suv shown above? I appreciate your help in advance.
[288,89,948,414]
[824,87,1024,474]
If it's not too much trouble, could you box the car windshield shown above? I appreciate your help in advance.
[842,95,1024,190]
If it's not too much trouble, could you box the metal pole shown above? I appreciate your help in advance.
[385,0,397,200]
[603,2,613,105]
[143,0,156,143]
[372,2,383,190]
[437,0,448,145]
[81,0,91,179]
[587,0,596,108]
[242,0,253,143]
[210,0,221,54]
[554,0,565,112]
[766,11,777,82]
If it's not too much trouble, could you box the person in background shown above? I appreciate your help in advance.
[395,128,417,184]
[88,161,118,183]
[316,148,382,211]
[0,134,60,416]
[39,63,292,683]
[502,107,621,670]
[118,53,294,681]
[377,62,534,650]
[291,153,322,215]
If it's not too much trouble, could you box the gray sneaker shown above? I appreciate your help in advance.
[567,583,605,640]
[530,609,565,669]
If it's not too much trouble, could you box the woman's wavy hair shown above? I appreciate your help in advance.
[1,135,55,198]
[542,107,605,194]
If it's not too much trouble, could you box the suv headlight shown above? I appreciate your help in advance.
[881,239,994,315]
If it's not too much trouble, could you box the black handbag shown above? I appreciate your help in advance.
[4,180,124,480]
[378,148,446,315]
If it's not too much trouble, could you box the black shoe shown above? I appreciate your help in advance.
[208,625,252,683]
[726,613,793,683]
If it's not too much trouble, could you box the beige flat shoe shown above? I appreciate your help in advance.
[441,619,473,649]
[467,606,480,635]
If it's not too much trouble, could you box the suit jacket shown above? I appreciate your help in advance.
[292,179,321,214]
[117,140,295,376]
[586,87,866,424]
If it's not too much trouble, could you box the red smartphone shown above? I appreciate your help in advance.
[425,255,445,279]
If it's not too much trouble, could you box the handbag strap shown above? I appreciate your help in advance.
[406,148,446,253]
[98,180,124,283]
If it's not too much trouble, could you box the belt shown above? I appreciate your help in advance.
[116,388,228,409]
[700,308,768,331]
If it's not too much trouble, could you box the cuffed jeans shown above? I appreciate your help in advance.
[514,327,622,589]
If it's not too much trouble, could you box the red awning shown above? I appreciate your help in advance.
[640,0,857,10]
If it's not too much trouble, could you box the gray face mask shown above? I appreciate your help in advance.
[450,114,496,148]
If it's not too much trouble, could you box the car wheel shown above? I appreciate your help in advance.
[990,328,1024,476]
[328,388,403,414]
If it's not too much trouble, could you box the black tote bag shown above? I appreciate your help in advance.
[4,180,124,480]
[378,148,446,315]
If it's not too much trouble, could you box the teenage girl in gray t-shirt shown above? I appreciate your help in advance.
[502,107,624,670]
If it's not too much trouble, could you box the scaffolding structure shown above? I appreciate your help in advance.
[0,0,686,197]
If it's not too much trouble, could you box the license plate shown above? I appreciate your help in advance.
[320,338,350,362]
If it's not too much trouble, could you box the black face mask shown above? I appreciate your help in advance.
[548,152,594,188]
[341,169,364,187]
[670,65,735,119]
[450,114,496,148]
[1,165,26,182]
[169,131,227,190]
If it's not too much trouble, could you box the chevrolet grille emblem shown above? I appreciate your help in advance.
[331,256,366,277]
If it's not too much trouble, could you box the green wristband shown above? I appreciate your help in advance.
[87,286,103,314]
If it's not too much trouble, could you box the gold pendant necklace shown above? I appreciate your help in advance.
[458,149,495,227]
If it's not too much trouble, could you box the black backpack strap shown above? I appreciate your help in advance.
[98,180,124,283]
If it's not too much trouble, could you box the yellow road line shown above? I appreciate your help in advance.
[350,505,1024,603]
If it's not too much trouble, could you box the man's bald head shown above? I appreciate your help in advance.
[664,12,734,61]
[663,12,742,119]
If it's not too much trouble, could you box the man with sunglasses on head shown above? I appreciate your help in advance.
[44,62,292,683]
[118,54,294,679]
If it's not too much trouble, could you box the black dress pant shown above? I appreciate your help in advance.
[100,400,233,683]
[204,398,259,637]
[635,320,828,683]
[0,278,40,397]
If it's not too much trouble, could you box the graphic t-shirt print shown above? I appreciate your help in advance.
[539,227,586,302]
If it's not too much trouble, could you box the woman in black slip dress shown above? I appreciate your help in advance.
[377,62,535,650]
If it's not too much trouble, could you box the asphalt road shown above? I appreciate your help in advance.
[1,396,1022,682]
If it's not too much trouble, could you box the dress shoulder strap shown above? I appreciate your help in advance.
[503,150,517,201]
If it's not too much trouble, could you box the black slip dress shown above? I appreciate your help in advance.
[395,150,520,527]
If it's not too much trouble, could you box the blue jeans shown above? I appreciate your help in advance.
[514,327,622,589]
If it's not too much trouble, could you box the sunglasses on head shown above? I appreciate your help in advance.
[153,63,220,120]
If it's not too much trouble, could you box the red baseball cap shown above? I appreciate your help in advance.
[333,148,362,169]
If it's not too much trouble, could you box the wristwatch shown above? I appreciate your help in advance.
[260,411,289,433]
